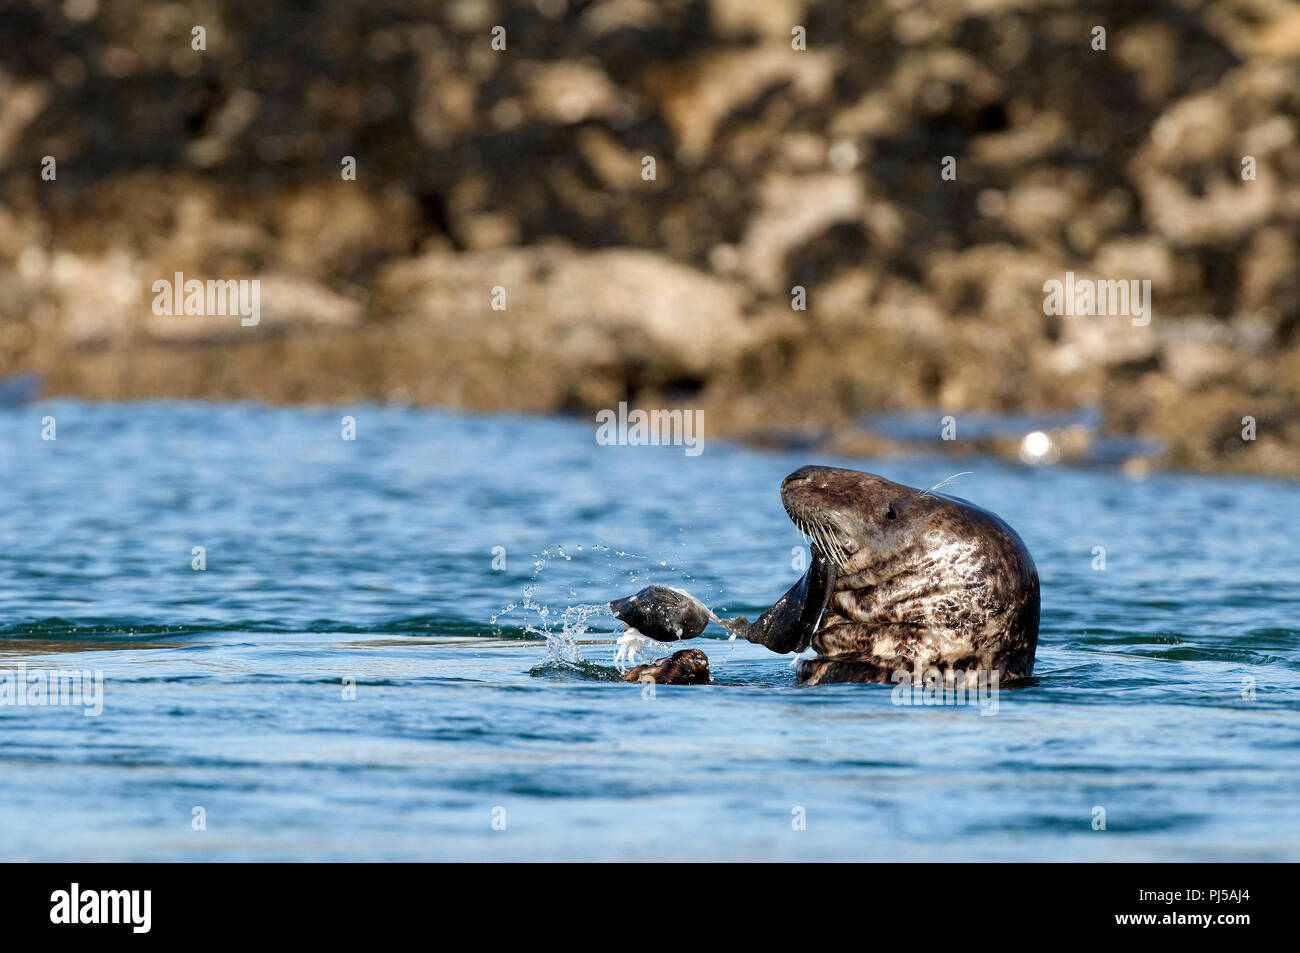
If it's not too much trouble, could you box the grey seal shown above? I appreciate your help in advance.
[778,465,1039,685]
[609,465,1039,686]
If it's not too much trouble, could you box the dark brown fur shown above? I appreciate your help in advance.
[624,649,711,685]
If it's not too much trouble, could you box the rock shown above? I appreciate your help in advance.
[374,247,752,393]
[1,0,1298,477]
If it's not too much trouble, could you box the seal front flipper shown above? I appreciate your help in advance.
[609,586,712,642]
[609,585,714,670]
[718,543,838,655]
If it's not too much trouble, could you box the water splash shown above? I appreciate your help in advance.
[493,584,611,666]
[494,541,715,676]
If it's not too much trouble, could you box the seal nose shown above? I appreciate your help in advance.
[782,466,818,490]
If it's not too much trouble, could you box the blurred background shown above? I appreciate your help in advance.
[3,1,1300,863]
[1,0,1298,476]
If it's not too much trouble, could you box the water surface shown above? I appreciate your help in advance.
[1,402,1296,860]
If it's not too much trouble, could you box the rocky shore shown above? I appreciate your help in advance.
[1,0,1298,476]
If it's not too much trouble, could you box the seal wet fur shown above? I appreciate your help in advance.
[624,649,711,685]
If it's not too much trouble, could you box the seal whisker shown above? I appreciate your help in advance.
[919,471,973,498]
[800,517,820,557]
[818,522,837,565]
[813,522,830,561]
[815,522,832,561]
[822,518,845,563]
[808,517,846,568]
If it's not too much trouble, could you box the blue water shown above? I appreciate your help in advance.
[1,401,1296,860]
